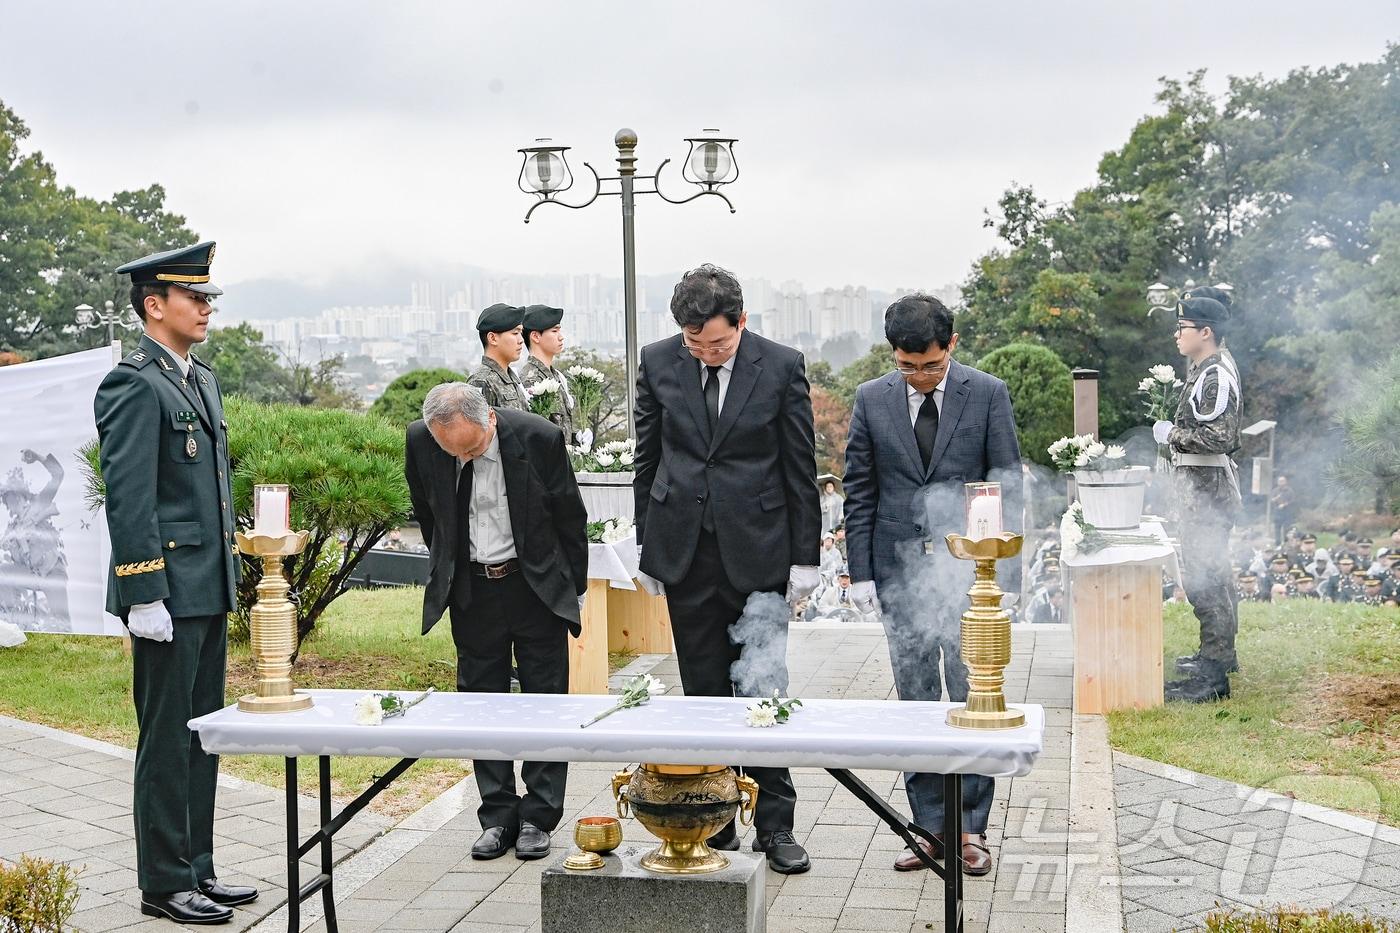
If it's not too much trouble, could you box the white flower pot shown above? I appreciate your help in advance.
[1073,466,1149,531]
[575,470,634,523]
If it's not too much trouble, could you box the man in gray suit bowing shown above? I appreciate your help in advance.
[842,295,1023,877]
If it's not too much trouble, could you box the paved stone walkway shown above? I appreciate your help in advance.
[0,716,389,932]
[1114,752,1400,931]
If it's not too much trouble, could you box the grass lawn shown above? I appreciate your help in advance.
[0,586,634,820]
[1109,599,1400,827]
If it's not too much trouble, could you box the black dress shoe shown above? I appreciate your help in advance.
[140,890,233,925]
[708,820,741,851]
[515,821,552,860]
[471,825,517,860]
[197,878,258,906]
[753,830,810,874]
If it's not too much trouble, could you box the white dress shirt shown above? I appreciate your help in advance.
[456,432,516,563]
[905,370,949,427]
[698,353,736,414]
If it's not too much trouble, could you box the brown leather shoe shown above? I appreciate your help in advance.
[894,835,944,871]
[961,836,992,876]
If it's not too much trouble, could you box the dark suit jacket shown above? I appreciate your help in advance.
[633,330,821,592]
[94,334,240,618]
[843,360,1023,592]
[405,408,588,637]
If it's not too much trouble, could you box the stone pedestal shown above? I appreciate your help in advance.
[541,842,765,933]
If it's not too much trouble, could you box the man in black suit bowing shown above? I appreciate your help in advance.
[633,264,822,874]
[404,382,588,861]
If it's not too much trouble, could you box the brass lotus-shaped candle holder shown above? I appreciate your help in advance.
[234,530,313,713]
[944,532,1025,730]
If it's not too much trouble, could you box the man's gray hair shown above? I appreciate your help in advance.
[422,382,491,427]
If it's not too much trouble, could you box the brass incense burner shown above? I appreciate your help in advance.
[234,531,313,713]
[563,816,623,871]
[944,532,1025,730]
[611,763,758,874]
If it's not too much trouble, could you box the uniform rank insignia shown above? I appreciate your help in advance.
[157,357,174,371]
[186,434,198,458]
[176,411,198,423]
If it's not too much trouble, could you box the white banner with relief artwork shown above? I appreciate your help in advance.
[0,346,125,635]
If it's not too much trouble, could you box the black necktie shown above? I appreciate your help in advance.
[915,391,939,470]
[704,365,721,433]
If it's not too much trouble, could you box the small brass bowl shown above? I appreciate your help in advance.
[576,816,622,854]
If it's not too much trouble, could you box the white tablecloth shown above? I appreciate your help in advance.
[586,531,641,590]
[190,689,1044,779]
[1061,520,1179,582]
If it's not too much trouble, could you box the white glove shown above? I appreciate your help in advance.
[786,565,821,603]
[127,601,173,642]
[850,580,878,614]
[636,571,666,597]
[577,594,588,612]
[574,428,594,453]
[1152,420,1173,445]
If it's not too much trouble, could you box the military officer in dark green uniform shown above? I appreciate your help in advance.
[467,303,528,412]
[94,241,254,926]
[518,304,576,442]
[1153,286,1243,702]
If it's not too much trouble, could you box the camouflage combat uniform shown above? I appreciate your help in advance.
[518,355,575,441]
[1168,347,1243,671]
[467,356,527,412]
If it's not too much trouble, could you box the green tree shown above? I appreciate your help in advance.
[832,343,895,406]
[369,368,466,428]
[976,344,1074,468]
[199,323,293,403]
[1332,349,1400,515]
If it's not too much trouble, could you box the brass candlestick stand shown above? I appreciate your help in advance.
[944,532,1025,730]
[235,530,314,713]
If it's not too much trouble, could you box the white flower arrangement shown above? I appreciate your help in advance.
[1140,363,1184,422]
[354,687,436,726]
[600,517,633,544]
[1060,501,1159,561]
[566,366,604,384]
[573,437,637,474]
[744,691,803,728]
[526,378,561,419]
[1047,434,1129,474]
[581,673,667,728]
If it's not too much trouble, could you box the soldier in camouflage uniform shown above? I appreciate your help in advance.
[1152,286,1242,702]
[518,304,576,442]
[467,303,528,412]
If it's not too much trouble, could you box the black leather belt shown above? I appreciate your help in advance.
[469,559,519,579]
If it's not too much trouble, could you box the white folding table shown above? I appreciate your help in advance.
[191,690,1044,933]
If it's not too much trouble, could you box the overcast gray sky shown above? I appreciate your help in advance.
[4,1,1397,294]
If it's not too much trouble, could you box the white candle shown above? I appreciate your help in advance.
[966,493,1002,540]
[254,486,290,536]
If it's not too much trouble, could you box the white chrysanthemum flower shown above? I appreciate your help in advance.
[595,452,616,468]
[1137,377,1155,392]
[1104,445,1127,460]
[1059,506,1084,561]
[527,378,559,398]
[567,366,604,382]
[601,517,634,544]
[354,694,384,726]
[1085,441,1106,458]
[1073,452,1092,468]
[644,674,667,696]
[1150,364,1176,383]
[619,451,634,466]
[745,705,778,728]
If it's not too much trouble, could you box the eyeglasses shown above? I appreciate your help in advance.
[895,359,949,375]
[1175,323,1201,333]
[681,333,738,357]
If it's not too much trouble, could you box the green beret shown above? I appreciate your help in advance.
[476,303,523,334]
[117,240,222,296]
[522,304,564,334]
